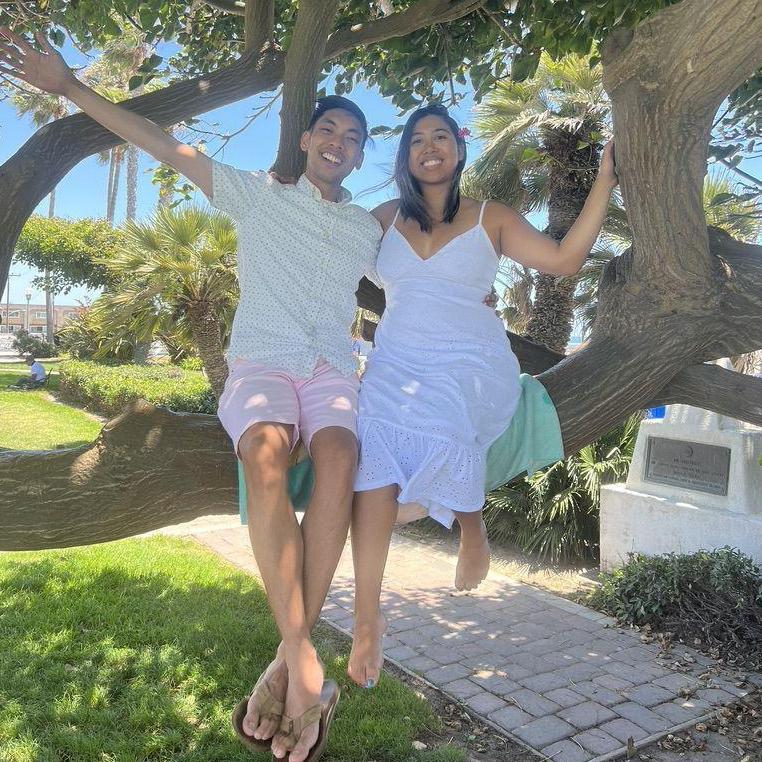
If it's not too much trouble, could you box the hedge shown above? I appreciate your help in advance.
[58,359,217,417]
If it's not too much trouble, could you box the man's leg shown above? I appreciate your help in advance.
[269,425,358,760]
[347,485,399,688]
[453,510,491,591]
[238,421,323,762]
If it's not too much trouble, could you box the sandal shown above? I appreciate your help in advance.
[272,679,340,762]
[232,669,286,752]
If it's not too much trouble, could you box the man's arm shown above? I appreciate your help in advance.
[0,27,211,197]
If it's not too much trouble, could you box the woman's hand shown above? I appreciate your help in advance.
[597,141,619,190]
[0,28,77,96]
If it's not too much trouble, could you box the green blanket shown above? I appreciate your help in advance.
[238,373,563,522]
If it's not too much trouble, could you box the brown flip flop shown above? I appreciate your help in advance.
[232,670,286,752]
[272,679,341,762]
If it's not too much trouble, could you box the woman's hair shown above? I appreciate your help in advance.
[395,104,467,233]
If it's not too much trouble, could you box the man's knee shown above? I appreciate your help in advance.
[238,422,291,491]
[311,427,358,483]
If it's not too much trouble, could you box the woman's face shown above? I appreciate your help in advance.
[406,115,463,186]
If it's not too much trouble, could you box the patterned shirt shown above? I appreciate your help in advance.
[208,161,382,377]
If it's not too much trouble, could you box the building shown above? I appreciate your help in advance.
[0,302,83,337]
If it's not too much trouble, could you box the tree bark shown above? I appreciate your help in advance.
[187,301,229,400]
[126,144,138,221]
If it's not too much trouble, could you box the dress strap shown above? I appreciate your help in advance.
[478,200,488,226]
[392,205,401,225]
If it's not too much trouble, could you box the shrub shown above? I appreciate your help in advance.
[12,329,57,358]
[178,356,204,371]
[57,308,134,362]
[484,414,640,563]
[588,547,762,670]
[58,359,217,417]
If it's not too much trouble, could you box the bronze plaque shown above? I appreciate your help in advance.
[644,436,731,496]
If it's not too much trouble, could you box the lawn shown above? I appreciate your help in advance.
[0,362,101,450]
[0,367,463,761]
[0,538,461,762]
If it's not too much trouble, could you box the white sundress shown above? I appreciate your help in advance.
[355,202,522,528]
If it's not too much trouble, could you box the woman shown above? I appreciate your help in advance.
[347,104,618,689]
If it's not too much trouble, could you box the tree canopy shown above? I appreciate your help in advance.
[14,215,122,294]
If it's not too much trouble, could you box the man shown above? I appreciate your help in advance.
[0,26,379,762]
[12,354,46,388]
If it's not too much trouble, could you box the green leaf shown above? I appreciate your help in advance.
[510,49,541,83]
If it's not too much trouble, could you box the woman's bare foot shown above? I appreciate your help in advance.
[455,518,491,590]
[243,649,289,742]
[271,640,324,762]
[347,611,386,688]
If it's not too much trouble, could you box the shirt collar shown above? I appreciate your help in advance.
[297,173,352,205]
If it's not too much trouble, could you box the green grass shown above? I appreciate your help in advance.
[0,364,101,451]
[0,537,461,762]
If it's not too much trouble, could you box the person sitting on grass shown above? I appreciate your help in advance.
[10,354,46,389]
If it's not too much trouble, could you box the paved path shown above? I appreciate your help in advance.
[187,521,759,762]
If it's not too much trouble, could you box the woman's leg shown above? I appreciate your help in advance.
[347,485,398,688]
[453,509,490,591]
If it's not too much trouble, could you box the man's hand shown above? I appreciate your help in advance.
[0,28,77,96]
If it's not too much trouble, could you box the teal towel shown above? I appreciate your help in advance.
[238,373,563,524]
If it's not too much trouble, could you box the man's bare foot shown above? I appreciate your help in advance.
[455,522,491,590]
[271,640,324,762]
[347,611,386,688]
[243,646,289,742]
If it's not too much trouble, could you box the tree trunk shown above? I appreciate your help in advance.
[109,148,123,223]
[187,301,229,400]
[126,144,138,221]
[44,188,56,343]
[526,122,601,352]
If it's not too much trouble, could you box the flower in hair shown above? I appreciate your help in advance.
[457,127,471,139]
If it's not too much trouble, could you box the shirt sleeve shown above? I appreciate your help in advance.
[206,160,268,222]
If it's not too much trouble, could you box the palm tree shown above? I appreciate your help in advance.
[9,89,69,342]
[94,206,239,397]
[83,30,150,224]
[463,51,609,352]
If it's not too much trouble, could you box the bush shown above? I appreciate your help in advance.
[484,414,640,563]
[588,547,762,670]
[57,308,134,362]
[178,356,204,371]
[12,329,57,358]
[58,359,217,417]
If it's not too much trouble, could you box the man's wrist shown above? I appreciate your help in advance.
[62,74,87,101]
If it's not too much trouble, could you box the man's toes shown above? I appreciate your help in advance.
[254,716,278,740]
[242,709,260,737]
[288,725,319,762]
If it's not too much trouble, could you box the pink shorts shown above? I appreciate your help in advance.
[218,358,360,455]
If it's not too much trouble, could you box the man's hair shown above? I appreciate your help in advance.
[395,103,467,233]
[25,354,35,362]
[307,96,369,148]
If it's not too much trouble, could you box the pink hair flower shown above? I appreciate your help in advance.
[458,127,471,139]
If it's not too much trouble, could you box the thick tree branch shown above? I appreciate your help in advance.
[270,0,341,179]
[245,0,275,52]
[325,0,485,58]
[652,364,762,426]
[601,0,762,297]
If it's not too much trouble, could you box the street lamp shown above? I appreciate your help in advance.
[25,288,32,332]
[3,272,19,334]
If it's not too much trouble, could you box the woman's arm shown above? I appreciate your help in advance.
[0,27,212,197]
[493,142,618,276]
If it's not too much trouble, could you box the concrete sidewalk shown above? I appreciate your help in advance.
[182,518,758,762]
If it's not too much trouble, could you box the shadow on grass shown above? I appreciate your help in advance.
[0,537,454,762]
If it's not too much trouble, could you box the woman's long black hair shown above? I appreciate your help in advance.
[395,104,467,233]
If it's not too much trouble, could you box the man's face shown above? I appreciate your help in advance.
[301,108,365,187]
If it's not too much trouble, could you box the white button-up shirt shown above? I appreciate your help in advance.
[208,161,382,377]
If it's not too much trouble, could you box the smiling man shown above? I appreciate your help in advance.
[0,25,380,762]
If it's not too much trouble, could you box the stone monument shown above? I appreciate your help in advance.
[600,373,762,569]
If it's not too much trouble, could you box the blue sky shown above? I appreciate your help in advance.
[1,39,760,311]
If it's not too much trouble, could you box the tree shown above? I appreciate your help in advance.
[94,205,238,397]
[7,87,68,341]
[14,214,122,293]
[463,51,609,351]
[0,0,761,549]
